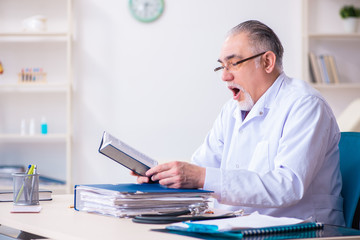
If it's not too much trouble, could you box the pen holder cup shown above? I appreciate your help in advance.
[12,173,40,206]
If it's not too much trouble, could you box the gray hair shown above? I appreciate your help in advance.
[228,20,284,70]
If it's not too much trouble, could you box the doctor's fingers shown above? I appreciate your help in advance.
[130,171,149,183]
[146,161,182,177]
[158,174,190,189]
[137,175,150,184]
[158,169,204,189]
[150,162,187,181]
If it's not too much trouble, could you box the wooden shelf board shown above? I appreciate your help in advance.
[0,134,68,142]
[311,83,360,89]
[308,33,360,39]
[0,32,68,36]
[0,83,69,92]
[0,32,70,42]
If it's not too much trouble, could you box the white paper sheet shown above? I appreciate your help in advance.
[171,211,311,231]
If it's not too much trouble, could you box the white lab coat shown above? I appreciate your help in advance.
[192,73,345,226]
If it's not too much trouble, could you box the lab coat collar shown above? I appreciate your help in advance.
[260,71,286,109]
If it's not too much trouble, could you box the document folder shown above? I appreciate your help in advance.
[74,183,213,218]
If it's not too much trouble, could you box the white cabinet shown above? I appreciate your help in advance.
[0,0,72,193]
[302,0,360,116]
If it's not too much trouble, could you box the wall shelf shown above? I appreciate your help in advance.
[302,0,360,117]
[0,0,73,194]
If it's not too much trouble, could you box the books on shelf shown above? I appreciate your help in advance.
[166,211,323,238]
[74,183,213,218]
[0,165,65,187]
[0,189,52,202]
[99,131,158,176]
[0,165,25,177]
[309,52,340,84]
[0,165,26,186]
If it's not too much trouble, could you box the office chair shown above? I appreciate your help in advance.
[339,132,360,229]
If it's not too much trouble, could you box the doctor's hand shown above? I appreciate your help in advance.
[132,161,206,189]
[130,171,152,184]
[146,161,205,189]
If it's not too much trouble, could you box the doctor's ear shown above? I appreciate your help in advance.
[262,51,276,73]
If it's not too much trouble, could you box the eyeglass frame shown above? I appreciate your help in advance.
[214,51,267,72]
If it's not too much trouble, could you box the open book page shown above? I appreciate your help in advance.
[170,211,311,232]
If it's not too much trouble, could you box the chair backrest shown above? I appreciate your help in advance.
[339,132,360,229]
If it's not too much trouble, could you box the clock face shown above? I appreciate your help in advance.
[129,0,164,23]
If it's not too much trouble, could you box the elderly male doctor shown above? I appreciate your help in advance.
[134,20,345,226]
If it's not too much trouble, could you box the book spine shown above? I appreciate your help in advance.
[328,55,340,84]
[319,55,330,84]
[308,53,317,83]
[324,55,335,84]
[317,57,325,83]
[74,185,79,211]
[309,52,321,83]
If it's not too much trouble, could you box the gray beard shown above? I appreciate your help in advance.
[237,88,254,111]
[226,82,254,111]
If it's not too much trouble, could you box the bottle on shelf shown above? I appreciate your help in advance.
[29,118,35,135]
[20,119,26,136]
[41,117,48,135]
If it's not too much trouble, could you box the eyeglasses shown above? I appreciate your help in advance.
[214,51,267,72]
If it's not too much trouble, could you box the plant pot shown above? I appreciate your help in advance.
[342,17,359,33]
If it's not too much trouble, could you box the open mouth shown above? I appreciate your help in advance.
[228,85,242,101]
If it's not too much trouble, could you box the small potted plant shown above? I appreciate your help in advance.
[339,5,360,33]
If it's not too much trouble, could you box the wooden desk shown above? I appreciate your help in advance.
[0,194,190,240]
[0,194,360,240]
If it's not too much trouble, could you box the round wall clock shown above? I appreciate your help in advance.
[129,0,165,23]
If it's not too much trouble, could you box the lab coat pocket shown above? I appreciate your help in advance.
[248,141,270,174]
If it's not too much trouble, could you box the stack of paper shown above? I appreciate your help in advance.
[74,183,213,218]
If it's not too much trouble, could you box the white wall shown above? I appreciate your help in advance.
[72,0,303,185]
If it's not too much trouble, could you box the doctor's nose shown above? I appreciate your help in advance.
[221,69,234,82]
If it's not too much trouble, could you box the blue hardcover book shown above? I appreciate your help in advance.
[75,183,213,194]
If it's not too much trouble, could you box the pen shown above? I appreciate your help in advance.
[23,165,31,202]
[29,165,37,202]
[26,164,31,174]
[14,165,31,202]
